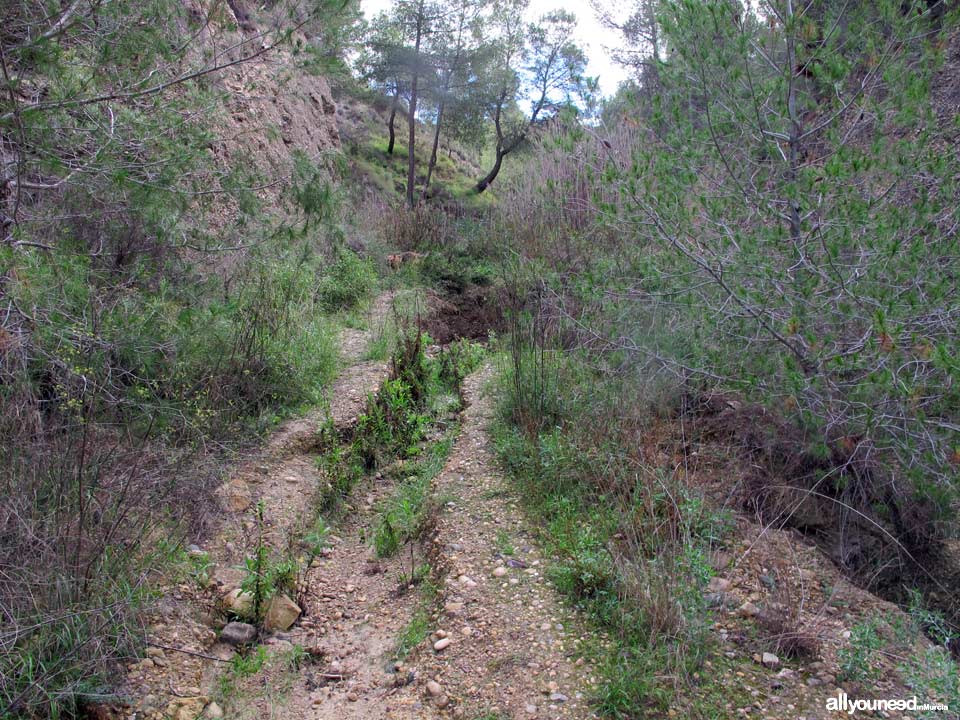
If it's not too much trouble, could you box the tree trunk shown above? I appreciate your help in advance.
[387,89,399,155]
[406,10,423,208]
[406,74,419,207]
[476,147,505,194]
[422,100,445,199]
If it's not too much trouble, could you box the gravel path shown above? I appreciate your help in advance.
[124,323,598,720]
[383,365,599,720]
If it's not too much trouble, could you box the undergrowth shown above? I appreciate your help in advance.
[492,311,743,717]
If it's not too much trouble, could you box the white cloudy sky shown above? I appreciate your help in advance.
[359,0,632,96]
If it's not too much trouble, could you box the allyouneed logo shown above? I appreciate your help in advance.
[826,690,949,715]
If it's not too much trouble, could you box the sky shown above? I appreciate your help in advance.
[359,0,632,97]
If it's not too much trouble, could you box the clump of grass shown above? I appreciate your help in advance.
[394,572,438,660]
[317,248,377,312]
[495,529,515,556]
[374,435,454,558]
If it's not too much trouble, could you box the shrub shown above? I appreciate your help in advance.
[316,249,377,312]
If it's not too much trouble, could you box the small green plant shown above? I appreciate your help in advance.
[284,644,309,672]
[373,435,453,558]
[838,618,885,682]
[218,646,269,701]
[185,548,214,589]
[238,502,304,623]
[907,589,954,648]
[495,529,515,556]
[394,573,437,660]
[900,646,960,718]
[240,502,272,621]
[317,248,377,312]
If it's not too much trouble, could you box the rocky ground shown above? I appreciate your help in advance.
[121,299,596,720]
[119,292,949,720]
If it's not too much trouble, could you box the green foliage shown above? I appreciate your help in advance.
[217,647,269,701]
[838,618,885,682]
[900,646,960,718]
[374,435,454,557]
[317,248,378,312]
[237,501,317,625]
[394,573,438,660]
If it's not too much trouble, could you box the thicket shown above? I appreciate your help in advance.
[498,0,959,593]
[0,1,363,716]
[493,0,960,713]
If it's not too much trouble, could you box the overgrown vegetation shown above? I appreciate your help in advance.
[493,0,960,636]
[493,326,738,715]
[0,1,360,716]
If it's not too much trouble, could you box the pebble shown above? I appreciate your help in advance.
[426,680,443,697]
[549,693,569,703]
[433,638,451,651]
[525,704,537,714]
[761,652,780,668]
[707,577,732,593]
[738,601,760,617]
[493,566,508,577]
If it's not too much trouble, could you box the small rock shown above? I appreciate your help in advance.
[493,566,508,577]
[444,602,464,615]
[549,693,568,703]
[222,588,254,619]
[264,594,301,632]
[433,638,451,651]
[166,697,208,720]
[525,704,537,714]
[436,695,450,709]
[220,621,256,646]
[204,702,224,719]
[347,691,359,702]
[426,680,443,697]
[707,577,732,593]
[737,601,760,617]
[761,652,780,668]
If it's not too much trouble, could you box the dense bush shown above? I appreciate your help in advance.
[316,248,378,312]
[0,1,358,715]
[494,0,960,595]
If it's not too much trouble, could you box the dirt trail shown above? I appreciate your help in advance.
[124,293,394,719]
[126,307,597,720]
[387,365,599,719]
[270,365,597,720]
